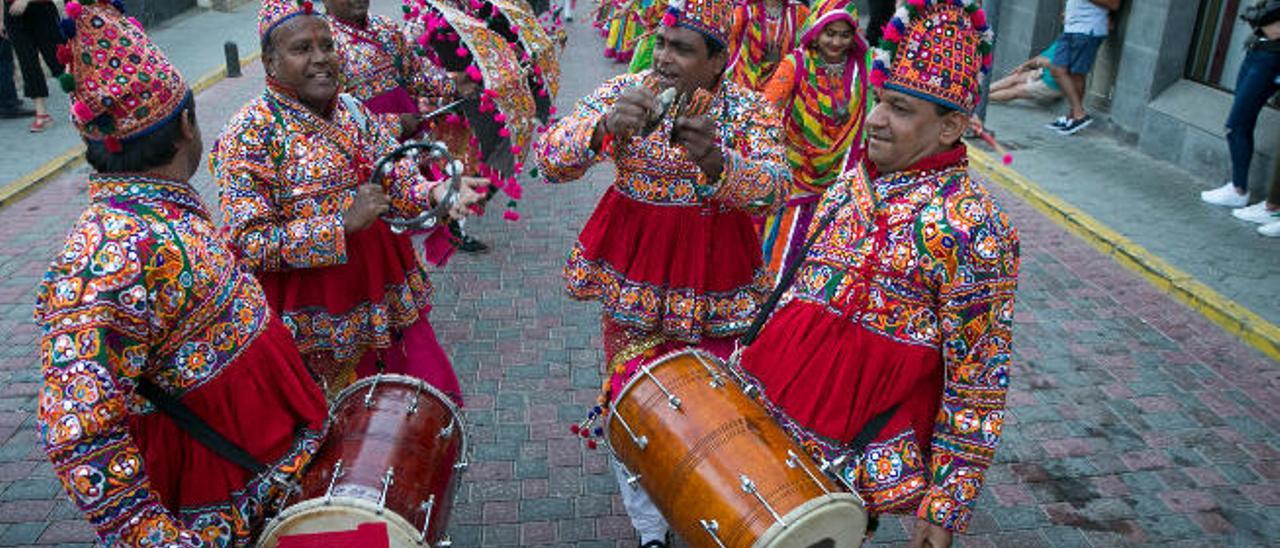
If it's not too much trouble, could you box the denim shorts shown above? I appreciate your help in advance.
[1052,33,1106,75]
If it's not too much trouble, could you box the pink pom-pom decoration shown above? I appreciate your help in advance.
[72,100,95,123]
[494,112,507,123]
[1002,154,1013,165]
[455,46,468,57]
[498,127,510,137]
[506,183,523,200]
[465,65,483,82]
[503,209,521,222]
[445,113,463,125]
[882,23,900,43]
[549,106,558,115]
[65,1,83,19]
[869,69,888,88]
[972,9,987,30]
[511,25,520,34]
[662,12,677,27]
[907,0,925,10]
[981,53,993,70]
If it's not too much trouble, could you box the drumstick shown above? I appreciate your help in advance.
[420,99,467,121]
[969,116,1013,165]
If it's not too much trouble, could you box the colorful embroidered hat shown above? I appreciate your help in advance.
[870,0,993,113]
[56,0,189,152]
[661,0,733,48]
[798,0,863,50]
[260,0,317,41]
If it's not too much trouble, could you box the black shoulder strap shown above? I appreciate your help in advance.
[135,378,268,476]
[740,193,850,346]
[850,403,899,455]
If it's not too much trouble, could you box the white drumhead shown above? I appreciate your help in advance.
[752,493,867,548]
[258,496,423,547]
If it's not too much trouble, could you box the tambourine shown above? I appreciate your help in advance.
[374,140,465,234]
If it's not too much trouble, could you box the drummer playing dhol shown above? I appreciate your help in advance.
[535,0,787,544]
[735,1,1019,546]
[33,1,327,544]
[211,0,487,401]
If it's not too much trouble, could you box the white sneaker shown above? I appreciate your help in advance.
[1232,202,1280,224]
[1200,182,1248,207]
[1260,221,1280,238]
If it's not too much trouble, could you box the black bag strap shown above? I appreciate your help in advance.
[850,403,899,455]
[736,188,898,454]
[135,378,268,476]
[740,193,851,346]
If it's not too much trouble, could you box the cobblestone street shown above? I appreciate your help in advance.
[0,12,1276,548]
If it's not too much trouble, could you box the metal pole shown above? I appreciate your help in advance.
[224,41,242,78]
[976,0,1001,123]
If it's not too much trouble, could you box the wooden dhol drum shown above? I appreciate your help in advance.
[258,374,468,547]
[606,349,868,548]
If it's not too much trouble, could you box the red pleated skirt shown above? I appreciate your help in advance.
[569,188,770,342]
[255,220,431,367]
[130,315,327,512]
[740,301,943,449]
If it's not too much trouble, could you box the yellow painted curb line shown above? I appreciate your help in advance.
[967,144,1280,362]
[0,52,262,210]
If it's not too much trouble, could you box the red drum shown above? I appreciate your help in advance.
[607,349,868,548]
[258,374,468,547]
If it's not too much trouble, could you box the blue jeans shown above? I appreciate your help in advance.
[0,37,20,110]
[1226,47,1280,192]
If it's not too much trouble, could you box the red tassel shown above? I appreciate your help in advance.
[104,137,122,153]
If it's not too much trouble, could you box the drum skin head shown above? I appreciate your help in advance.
[752,493,867,548]
[257,496,423,547]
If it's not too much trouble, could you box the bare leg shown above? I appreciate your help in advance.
[1050,64,1086,120]
[1069,73,1088,119]
[990,81,1027,102]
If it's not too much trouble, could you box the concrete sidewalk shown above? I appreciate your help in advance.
[977,99,1280,356]
[0,1,262,202]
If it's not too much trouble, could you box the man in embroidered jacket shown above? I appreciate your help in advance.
[212,3,485,399]
[736,3,1017,547]
[33,2,326,544]
[324,0,468,140]
[535,0,787,544]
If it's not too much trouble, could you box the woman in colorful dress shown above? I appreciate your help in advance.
[602,0,646,63]
[758,0,868,280]
[726,0,809,92]
[212,0,484,401]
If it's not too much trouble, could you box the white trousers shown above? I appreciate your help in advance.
[612,459,670,543]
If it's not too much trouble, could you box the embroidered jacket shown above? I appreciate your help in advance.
[537,72,787,206]
[760,147,1019,530]
[210,87,437,363]
[327,14,455,108]
[33,175,325,546]
[535,71,788,341]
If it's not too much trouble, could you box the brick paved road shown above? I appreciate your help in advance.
[0,17,1276,548]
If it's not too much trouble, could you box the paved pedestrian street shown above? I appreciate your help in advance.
[0,17,1276,548]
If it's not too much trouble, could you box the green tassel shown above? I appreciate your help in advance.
[58,73,75,93]
[507,199,517,208]
[401,4,410,12]
[978,41,991,54]
[964,2,978,13]
[529,167,539,178]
